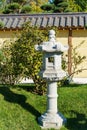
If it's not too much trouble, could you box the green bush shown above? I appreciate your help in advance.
[3,3,20,14]
[12,0,26,4]
[41,3,54,12]
[21,5,32,13]
[11,22,58,95]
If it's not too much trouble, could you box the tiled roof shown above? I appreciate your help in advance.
[0,13,87,30]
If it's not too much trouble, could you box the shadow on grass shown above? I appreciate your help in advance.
[12,83,36,92]
[62,83,87,88]
[66,110,87,130]
[0,86,40,120]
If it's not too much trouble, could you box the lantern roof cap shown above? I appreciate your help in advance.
[35,30,68,52]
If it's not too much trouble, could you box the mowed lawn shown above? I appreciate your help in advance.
[0,84,87,130]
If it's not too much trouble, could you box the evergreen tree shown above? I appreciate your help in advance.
[1,0,87,13]
[67,0,81,12]
[41,0,71,13]
[1,0,48,13]
[41,0,87,13]
[53,0,69,12]
[75,0,87,11]
[41,3,54,12]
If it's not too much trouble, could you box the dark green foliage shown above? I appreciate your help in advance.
[3,2,20,14]
[12,0,26,4]
[7,2,20,10]
[41,3,54,12]
[75,0,87,11]
[0,42,19,85]
[21,5,32,13]
[53,0,69,12]
[41,0,71,13]
[1,0,87,13]
[0,0,48,14]
[41,0,87,13]
[3,8,11,14]
[2,0,26,14]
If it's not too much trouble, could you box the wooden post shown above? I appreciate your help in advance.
[68,29,72,76]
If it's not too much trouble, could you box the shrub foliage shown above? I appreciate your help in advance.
[11,23,58,94]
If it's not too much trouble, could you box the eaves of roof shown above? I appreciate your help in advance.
[0,12,87,30]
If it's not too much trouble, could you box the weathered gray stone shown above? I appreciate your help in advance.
[35,30,68,129]
[38,112,66,129]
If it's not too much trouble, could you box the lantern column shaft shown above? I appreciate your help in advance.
[38,81,66,129]
[47,81,58,114]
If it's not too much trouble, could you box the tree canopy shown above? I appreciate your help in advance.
[41,0,87,13]
[0,0,87,13]
[0,0,48,13]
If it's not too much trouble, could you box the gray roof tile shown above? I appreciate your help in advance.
[12,18,18,28]
[53,17,58,27]
[66,16,71,27]
[41,17,47,27]
[5,18,13,28]
[0,13,87,30]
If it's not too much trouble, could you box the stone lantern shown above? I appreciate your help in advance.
[35,30,68,129]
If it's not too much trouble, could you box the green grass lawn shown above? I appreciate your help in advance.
[0,84,87,130]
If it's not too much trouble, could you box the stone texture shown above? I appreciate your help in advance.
[35,30,68,129]
[38,112,66,129]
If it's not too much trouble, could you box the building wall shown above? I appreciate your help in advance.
[58,29,87,78]
[0,29,87,78]
[72,30,87,77]
[0,30,17,47]
[57,30,68,45]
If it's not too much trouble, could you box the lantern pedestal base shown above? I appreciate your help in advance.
[38,112,66,129]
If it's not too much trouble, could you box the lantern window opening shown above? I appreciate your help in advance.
[48,56,54,63]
